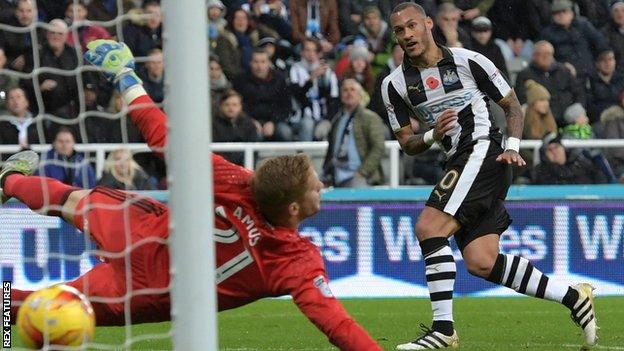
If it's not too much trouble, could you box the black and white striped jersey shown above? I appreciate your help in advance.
[381,46,511,158]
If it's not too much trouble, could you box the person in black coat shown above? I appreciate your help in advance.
[534,132,607,184]
[232,49,292,141]
[121,1,162,58]
[0,87,41,160]
[515,41,585,126]
[212,89,260,166]
[0,0,43,71]
[468,16,509,79]
[540,0,609,83]
[601,2,624,75]
[21,19,79,136]
[586,50,624,123]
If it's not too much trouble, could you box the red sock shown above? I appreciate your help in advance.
[4,174,78,216]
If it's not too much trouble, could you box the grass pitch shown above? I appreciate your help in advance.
[10,297,624,350]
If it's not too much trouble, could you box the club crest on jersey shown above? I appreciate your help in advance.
[442,70,459,86]
[425,76,439,89]
[313,275,334,298]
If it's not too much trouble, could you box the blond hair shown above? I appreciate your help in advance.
[251,154,312,221]
[104,148,143,187]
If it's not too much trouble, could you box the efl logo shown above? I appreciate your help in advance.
[3,281,10,348]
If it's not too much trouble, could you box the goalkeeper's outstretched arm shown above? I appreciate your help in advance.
[84,40,168,157]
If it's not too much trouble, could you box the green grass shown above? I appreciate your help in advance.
[10,297,624,350]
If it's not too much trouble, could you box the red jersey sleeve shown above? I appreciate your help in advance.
[289,272,382,351]
[126,93,248,181]
[127,94,167,158]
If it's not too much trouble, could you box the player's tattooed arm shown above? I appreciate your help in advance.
[394,127,431,155]
[496,89,527,166]
[498,89,524,140]
[394,110,458,155]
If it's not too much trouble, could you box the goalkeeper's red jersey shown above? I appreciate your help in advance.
[127,93,381,350]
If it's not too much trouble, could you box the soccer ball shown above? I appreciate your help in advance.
[16,284,95,349]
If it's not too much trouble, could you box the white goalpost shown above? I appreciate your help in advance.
[162,0,218,349]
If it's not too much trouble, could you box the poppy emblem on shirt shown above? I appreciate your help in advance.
[426,76,439,90]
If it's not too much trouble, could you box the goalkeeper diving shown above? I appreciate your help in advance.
[1,40,382,350]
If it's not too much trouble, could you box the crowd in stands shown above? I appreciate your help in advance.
[1,0,624,188]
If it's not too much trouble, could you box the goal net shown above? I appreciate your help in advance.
[0,0,216,349]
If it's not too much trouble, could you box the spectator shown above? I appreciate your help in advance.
[488,0,549,61]
[600,104,624,180]
[433,2,471,48]
[540,0,609,83]
[138,48,164,104]
[212,27,242,79]
[233,49,291,141]
[515,40,585,126]
[212,89,259,166]
[559,104,617,185]
[0,87,40,153]
[448,0,496,27]
[106,91,144,144]
[340,42,375,97]
[224,9,276,73]
[65,0,111,51]
[97,148,155,190]
[207,0,227,41]
[290,0,340,53]
[0,0,16,23]
[523,80,557,140]
[370,42,403,132]
[586,49,624,123]
[22,19,80,136]
[358,7,393,72]
[83,82,109,143]
[289,37,339,141]
[469,16,508,79]
[561,103,594,139]
[245,0,292,41]
[38,127,95,188]
[209,55,232,114]
[533,132,606,184]
[337,0,387,36]
[257,36,290,74]
[122,1,162,58]
[322,79,385,187]
[0,48,19,112]
[0,0,42,71]
[602,1,624,75]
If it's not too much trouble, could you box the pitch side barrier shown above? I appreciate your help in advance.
[1,185,623,297]
[2,139,624,187]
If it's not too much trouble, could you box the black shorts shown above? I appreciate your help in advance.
[425,139,513,251]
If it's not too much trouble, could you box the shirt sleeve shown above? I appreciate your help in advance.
[127,94,168,159]
[467,52,511,102]
[381,75,412,132]
[290,272,382,351]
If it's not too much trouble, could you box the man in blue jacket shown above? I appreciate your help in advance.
[37,126,95,188]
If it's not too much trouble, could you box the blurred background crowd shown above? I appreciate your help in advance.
[1,0,624,189]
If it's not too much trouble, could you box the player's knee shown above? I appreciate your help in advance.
[415,220,435,239]
[465,258,495,278]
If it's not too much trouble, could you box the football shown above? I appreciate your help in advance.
[16,284,95,349]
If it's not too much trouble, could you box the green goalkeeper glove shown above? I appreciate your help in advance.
[84,39,142,92]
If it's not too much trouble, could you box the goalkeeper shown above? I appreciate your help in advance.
[2,40,382,350]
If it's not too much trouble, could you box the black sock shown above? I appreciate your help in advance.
[562,287,579,310]
[432,320,454,336]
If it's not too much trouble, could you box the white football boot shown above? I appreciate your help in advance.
[397,324,459,350]
[570,283,598,348]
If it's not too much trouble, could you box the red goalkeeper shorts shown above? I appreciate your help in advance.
[69,186,171,325]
